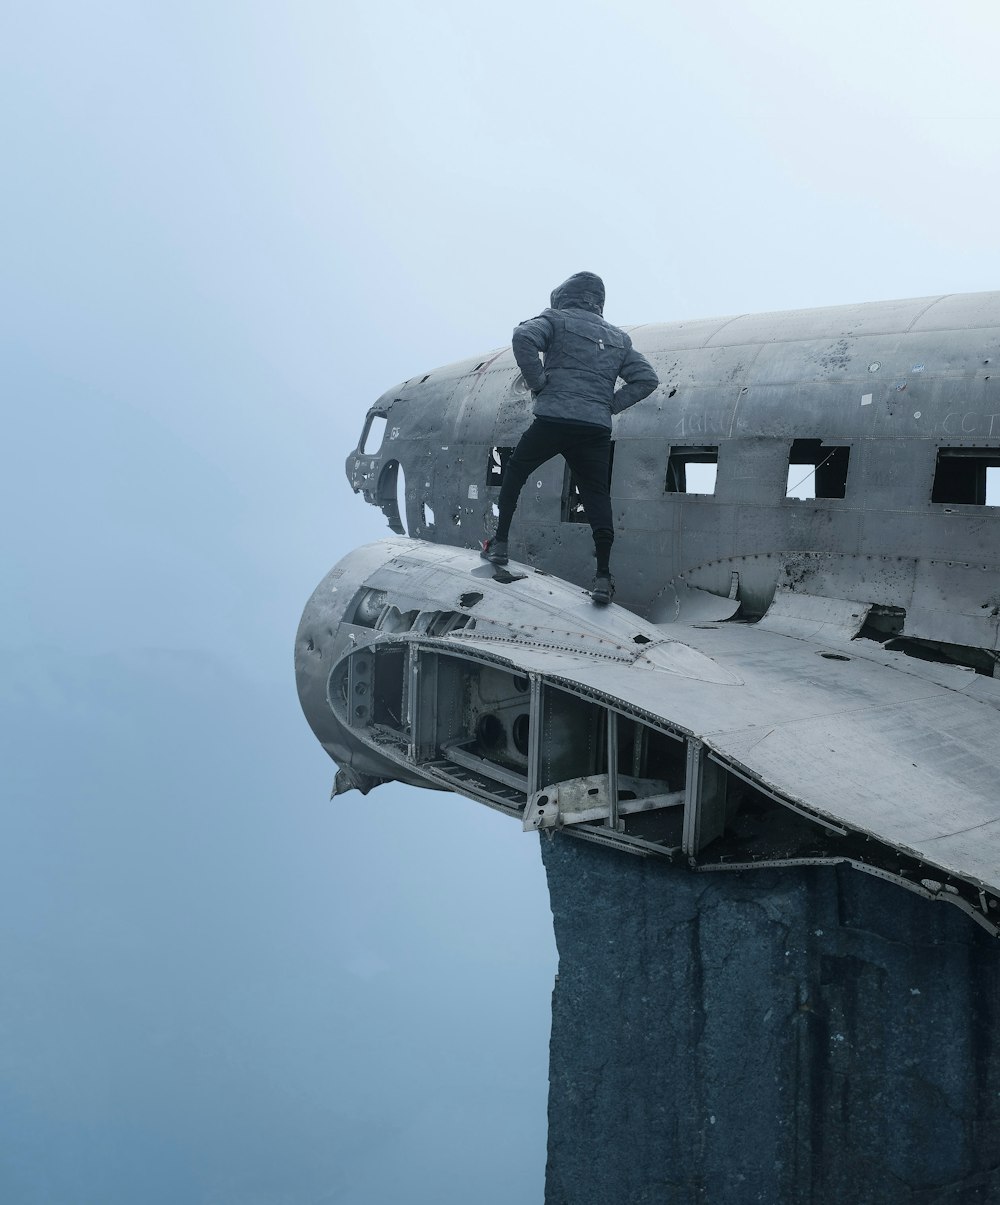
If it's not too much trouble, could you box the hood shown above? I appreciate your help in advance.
[550,272,605,315]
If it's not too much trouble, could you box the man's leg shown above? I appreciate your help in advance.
[564,429,614,601]
[494,420,565,542]
[563,429,614,571]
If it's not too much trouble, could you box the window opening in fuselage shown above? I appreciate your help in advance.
[665,446,719,495]
[931,448,1000,506]
[786,440,850,500]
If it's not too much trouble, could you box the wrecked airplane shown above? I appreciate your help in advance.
[296,291,1000,935]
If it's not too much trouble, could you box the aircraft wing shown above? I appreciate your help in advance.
[295,540,1000,934]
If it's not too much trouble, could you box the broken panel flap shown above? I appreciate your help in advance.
[757,587,872,642]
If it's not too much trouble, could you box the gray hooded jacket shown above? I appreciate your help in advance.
[511,272,659,430]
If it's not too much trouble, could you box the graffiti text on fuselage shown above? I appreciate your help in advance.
[673,412,729,438]
[940,412,1000,437]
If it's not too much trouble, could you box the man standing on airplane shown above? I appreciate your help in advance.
[482,271,659,603]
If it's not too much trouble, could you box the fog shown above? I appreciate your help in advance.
[3,2,998,1201]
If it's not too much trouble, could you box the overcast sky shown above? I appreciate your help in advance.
[3,2,999,1202]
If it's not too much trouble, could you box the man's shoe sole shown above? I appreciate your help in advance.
[590,576,614,605]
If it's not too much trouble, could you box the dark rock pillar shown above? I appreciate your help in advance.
[541,834,1000,1205]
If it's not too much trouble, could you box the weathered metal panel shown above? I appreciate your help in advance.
[911,510,1000,562]
[717,438,790,505]
[854,438,932,512]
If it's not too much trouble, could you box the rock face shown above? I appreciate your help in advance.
[541,835,1000,1205]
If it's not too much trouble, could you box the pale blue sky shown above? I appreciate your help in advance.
[2,3,998,1202]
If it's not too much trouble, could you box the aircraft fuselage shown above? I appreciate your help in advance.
[347,292,1000,657]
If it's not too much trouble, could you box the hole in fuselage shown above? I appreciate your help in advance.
[856,606,905,643]
[351,590,386,627]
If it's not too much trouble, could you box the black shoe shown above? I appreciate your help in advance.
[480,538,509,565]
[590,572,615,605]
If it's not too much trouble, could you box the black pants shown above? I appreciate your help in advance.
[495,418,614,571]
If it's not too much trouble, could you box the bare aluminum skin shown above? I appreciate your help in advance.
[298,292,1000,934]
